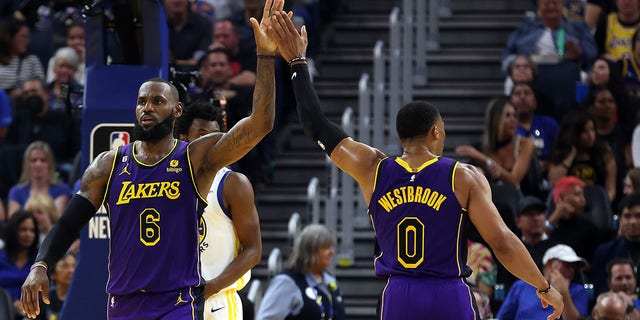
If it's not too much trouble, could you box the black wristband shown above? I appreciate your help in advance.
[537,281,552,294]
[288,56,307,65]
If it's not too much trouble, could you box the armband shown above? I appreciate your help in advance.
[30,261,48,272]
[537,281,552,295]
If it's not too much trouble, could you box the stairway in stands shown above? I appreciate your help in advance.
[251,0,533,318]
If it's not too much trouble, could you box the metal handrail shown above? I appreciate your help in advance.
[389,7,401,121]
[247,280,263,316]
[373,40,385,148]
[287,212,301,244]
[402,0,413,104]
[358,73,371,145]
[307,177,320,224]
[267,248,282,277]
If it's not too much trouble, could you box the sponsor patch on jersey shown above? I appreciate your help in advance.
[167,159,183,173]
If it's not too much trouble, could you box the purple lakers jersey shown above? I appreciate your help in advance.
[104,140,206,295]
[369,156,469,279]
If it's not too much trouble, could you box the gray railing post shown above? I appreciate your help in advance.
[373,40,385,149]
[415,0,428,85]
[337,107,355,267]
[402,0,413,105]
[427,0,440,51]
[358,73,371,145]
[307,177,320,224]
[389,7,401,125]
[326,156,339,235]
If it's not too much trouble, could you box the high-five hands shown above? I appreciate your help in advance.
[249,0,285,55]
[267,11,308,62]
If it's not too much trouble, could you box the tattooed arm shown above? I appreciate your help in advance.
[190,0,280,193]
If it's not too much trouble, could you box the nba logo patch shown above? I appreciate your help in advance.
[110,132,130,150]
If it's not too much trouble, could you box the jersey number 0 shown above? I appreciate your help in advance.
[397,217,424,268]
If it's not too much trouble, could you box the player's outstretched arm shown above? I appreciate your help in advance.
[197,0,281,173]
[204,172,262,298]
[455,163,564,320]
[21,150,115,319]
[268,11,383,201]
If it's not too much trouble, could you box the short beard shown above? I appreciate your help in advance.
[133,115,174,142]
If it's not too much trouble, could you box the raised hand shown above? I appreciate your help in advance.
[249,0,284,55]
[267,11,308,62]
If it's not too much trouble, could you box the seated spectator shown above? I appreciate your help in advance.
[46,251,76,320]
[503,0,598,120]
[546,176,601,262]
[46,46,83,166]
[585,86,632,202]
[23,193,56,244]
[504,55,537,95]
[211,19,256,86]
[165,0,212,70]
[623,167,640,195]
[589,291,629,320]
[257,224,345,320]
[5,77,48,147]
[497,195,560,296]
[548,110,617,202]
[510,82,560,173]
[518,196,562,270]
[455,98,540,195]
[592,194,640,296]
[0,211,39,317]
[587,57,635,134]
[0,18,44,97]
[46,22,85,86]
[605,258,640,318]
[7,141,71,218]
[497,244,589,320]
[593,0,640,60]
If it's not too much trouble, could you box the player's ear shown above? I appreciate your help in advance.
[174,102,183,118]
[431,125,439,139]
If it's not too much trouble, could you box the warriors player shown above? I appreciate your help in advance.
[175,100,261,320]
[267,11,565,320]
[19,0,281,318]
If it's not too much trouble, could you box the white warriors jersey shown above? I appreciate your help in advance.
[199,167,251,291]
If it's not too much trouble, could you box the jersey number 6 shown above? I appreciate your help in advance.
[140,208,161,246]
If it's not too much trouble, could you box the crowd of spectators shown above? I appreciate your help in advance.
[453,0,640,318]
[9,0,640,319]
